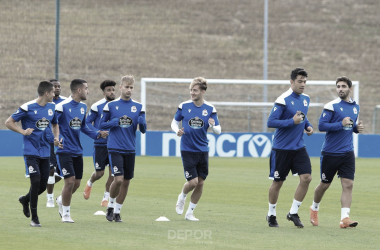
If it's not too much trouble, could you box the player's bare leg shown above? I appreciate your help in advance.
[340,178,357,228]
[310,182,330,226]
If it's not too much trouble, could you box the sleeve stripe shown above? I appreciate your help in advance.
[323,109,334,112]
[274,102,286,107]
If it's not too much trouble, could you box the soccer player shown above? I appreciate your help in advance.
[172,77,221,221]
[83,80,116,206]
[266,68,313,228]
[309,76,363,228]
[99,75,146,223]
[46,79,67,207]
[53,79,103,223]
[5,81,56,227]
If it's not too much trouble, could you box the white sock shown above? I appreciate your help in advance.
[180,191,187,200]
[48,176,55,184]
[57,195,62,204]
[268,203,277,216]
[114,203,123,214]
[62,206,70,216]
[311,201,320,211]
[186,202,197,215]
[87,180,93,187]
[103,191,110,201]
[108,197,116,208]
[289,199,302,214]
[341,207,350,220]
[47,193,54,200]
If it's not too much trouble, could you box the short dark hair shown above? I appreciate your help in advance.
[70,79,87,92]
[100,80,116,91]
[49,79,58,83]
[290,68,308,81]
[336,76,352,88]
[38,81,54,96]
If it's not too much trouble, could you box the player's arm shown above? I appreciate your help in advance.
[85,108,98,131]
[138,112,147,134]
[209,112,221,135]
[318,110,343,131]
[81,114,100,140]
[99,104,119,130]
[171,107,185,137]
[304,116,313,136]
[267,104,294,128]
[5,107,33,136]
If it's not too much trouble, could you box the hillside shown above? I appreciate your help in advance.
[1,0,379,132]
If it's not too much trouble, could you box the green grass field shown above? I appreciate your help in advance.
[0,156,379,249]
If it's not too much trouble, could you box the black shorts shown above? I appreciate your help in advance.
[56,154,84,179]
[320,151,355,183]
[49,143,57,170]
[181,151,209,181]
[269,147,312,181]
[24,156,50,180]
[93,146,110,172]
[109,153,135,180]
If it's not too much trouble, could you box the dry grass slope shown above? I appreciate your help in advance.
[1,0,379,131]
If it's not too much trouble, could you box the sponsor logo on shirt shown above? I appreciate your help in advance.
[29,166,37,174]
[343,118,354,130]
[188,117,204,129]
[69,117,82,130]
[202,109,208,116]
[119,115,133,128]
[35,117,50,130]
[353,107,357,114]
[48,109,53,116]
[131,106,137,112]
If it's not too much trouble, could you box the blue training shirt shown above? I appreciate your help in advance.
[53,98,99,155]
[11,100,56,158]
[99,98,146,154]
[319,98,359,154]
[86,98,109,146]
[174,100,220,153]
[267,88,313,150]
[45,96,67,144]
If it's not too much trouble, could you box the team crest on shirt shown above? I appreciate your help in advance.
[80,107,85,114]
[303,99,308,106]
[35,117,50,130]
[274,171,279,179]
[113,166,120,174]
[34,110,37,114]
[353,107,357,114]
[48,109,53,116]
[119,115,133,128]
[28,166,36,174]
[69,117,82,130]
[202,109,208,116]
[291,101,294,105]
[188,117,204,129]
[131,106,137,112]
[116,106,119,110]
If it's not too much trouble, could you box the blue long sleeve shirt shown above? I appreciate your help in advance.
[319,97,359,154]
[86,98,109,146]
[267,88,312,150]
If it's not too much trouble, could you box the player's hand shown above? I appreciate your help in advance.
[54,138,63,149]
[177,127,185,137]
[306,126,313,136]
[357,120,364,133]
[22,128,34,136]
[99,130,109,138]
[342,117,352,126]
[138,115,146,124]
[293,111,302,124]
[208,117,215,126]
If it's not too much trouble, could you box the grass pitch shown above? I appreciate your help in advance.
[0,156,379,249]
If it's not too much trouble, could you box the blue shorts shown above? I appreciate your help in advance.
[269,147,312,181]
[109,153,135,180]
[320,151,355,183]
[49,143,57,170]
[24,156,50,179]
[56,154,83,179]
[181,151,209,181]
[93,146,110,172]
